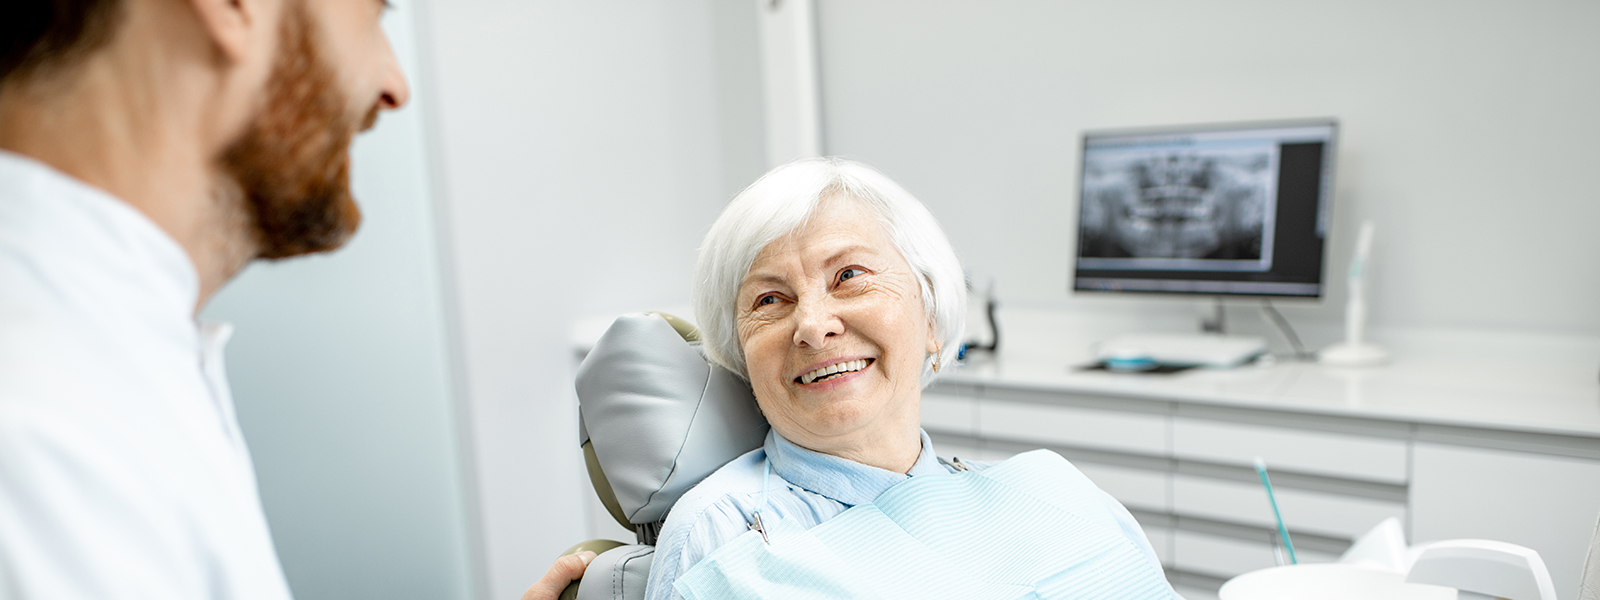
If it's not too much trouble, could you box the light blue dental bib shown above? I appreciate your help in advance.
[673,450,1174,600]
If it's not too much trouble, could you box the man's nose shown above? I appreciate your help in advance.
[792,299,843,348]
[375,33,410,110]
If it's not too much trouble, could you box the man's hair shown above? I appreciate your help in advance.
[1,0,124,86]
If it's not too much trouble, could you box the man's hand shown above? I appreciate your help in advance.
[519,551,596,600]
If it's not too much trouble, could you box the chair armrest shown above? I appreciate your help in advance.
[559,541,656,600]
[559,540,628,600]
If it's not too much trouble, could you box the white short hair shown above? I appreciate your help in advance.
[693,157,965,388]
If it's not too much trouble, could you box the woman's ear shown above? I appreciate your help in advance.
[187,0,264,64]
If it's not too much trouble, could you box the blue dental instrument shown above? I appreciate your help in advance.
[1254,456,1297,565]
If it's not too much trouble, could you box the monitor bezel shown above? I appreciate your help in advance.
[1069,117,1339,302]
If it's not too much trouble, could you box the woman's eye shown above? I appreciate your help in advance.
[838,268,864,283]
[757,295,778,307]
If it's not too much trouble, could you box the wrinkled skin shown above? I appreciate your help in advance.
[735,195,938,473]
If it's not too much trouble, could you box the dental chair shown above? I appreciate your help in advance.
[557,312,769,600]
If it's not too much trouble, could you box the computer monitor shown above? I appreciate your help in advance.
[1072,119,1337,298]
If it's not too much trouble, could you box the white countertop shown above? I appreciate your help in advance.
[939,310,1600,439]
[941,351,1600,438]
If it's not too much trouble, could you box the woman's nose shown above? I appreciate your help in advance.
[792,301,843,348]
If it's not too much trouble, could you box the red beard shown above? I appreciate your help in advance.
[219,2,375,259]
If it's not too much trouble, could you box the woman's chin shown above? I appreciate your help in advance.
[786,406,879,444]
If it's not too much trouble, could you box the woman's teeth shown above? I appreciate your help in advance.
[799,359,871,384]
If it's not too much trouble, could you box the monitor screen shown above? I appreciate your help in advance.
[1072,120,1336,298]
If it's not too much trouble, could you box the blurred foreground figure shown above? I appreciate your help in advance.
[0,1,583,597]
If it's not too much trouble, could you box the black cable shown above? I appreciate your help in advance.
[963,289,1000,353]
[983,292,1000,352]
[1259,299,1312,360]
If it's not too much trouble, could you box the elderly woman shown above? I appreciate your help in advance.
[646,158,1173,600]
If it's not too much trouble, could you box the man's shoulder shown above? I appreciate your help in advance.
[0,303,105,410]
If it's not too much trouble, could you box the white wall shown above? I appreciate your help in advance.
[365,2,1597,597]
[200,4,476,599]
[418,2,765,598]
[814,0,1600,344]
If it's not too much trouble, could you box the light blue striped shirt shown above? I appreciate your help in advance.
[644,428,1167,600]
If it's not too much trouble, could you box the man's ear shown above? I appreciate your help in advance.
[187,0,263,64]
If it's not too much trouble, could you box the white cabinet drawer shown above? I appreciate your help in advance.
[1141,525,1173,566]
[1172,475,1405,540]
[921,391,977,436]
[1078,462,1169,512]
[979,400,1167,455]
[1172,531,1277,579]
[1173,418,1407,483]
[1172,585,1219,600]
[1411,443,1600,599]
[1172,531,1340,579]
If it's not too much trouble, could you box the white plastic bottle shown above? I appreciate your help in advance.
[1320,221,1389,366]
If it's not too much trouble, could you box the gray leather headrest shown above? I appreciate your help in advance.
[575,313,768,528]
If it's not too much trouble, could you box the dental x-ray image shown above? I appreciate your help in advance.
[1078,140,1279,272]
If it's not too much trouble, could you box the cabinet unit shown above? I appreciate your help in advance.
[1410,440,1600,600]
[1170,475,1404,540]
[1080,463,1170,513]
[1170,530,1341,581]
[920,377,1600,599]
[920,387,978,438]
[979,390,1168,457]
[1170,416,1408,484]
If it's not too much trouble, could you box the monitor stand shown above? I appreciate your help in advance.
[1095,298,1268,369]
[1200,296,1227,334]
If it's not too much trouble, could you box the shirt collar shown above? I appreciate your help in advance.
[765,428,949,507]
[0,150,200,337]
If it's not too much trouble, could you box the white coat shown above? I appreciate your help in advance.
[0,152,292,599]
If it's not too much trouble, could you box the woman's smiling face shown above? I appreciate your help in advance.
[735,195,937,462]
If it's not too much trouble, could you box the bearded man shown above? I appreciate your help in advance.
[0,1,586,598]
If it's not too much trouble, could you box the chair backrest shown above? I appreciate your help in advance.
[560,313,768,600]
[574,312,769,542]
